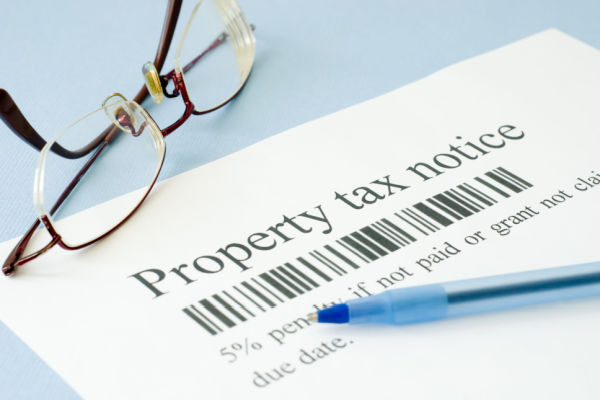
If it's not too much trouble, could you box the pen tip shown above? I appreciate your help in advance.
[307,312,318,322]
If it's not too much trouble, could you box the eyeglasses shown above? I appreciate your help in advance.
[0,0,256,276]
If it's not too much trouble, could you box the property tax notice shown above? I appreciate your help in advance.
[1,30,599,399]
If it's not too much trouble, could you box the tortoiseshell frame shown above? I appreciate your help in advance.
[1,0,254,275]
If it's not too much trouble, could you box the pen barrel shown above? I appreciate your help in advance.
[444,261,600,318]
[346,262,600,325]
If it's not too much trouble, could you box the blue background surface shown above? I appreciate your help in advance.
[0,1,598,398]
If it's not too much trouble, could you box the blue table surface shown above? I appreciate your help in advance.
[1,1,598,398]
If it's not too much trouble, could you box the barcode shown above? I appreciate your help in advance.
[183,166,532,335]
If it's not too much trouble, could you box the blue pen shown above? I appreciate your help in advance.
[308,261,600,325]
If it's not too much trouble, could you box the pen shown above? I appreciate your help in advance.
[308,261,600,325]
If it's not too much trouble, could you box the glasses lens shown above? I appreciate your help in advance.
[175,0,255,113]
[34,100,165,247]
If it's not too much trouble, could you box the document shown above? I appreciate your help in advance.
[1,29,600,399]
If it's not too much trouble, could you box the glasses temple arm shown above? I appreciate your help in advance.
[0,89,107,159]
[0,0,183,160]
[182,31,228,74]
[133,0,183,104]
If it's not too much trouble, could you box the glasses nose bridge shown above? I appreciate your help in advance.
[100,93,147,138]
[116,107,132,125]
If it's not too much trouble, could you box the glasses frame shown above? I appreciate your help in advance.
[0,0,256,276]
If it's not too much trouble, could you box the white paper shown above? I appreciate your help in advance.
[1,29,600,399]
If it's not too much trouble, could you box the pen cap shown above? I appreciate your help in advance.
[348,285,448,325]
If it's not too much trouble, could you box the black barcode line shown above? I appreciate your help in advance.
[376,221,408,246]
[242,281,277,307]
[414,210,443,231]
[234,285,266,313]
[381,217,417,243]
[309,251,343,277]
[298,256,333,282]
[200,299,236,328]
[444,190,480,214]
[493,168,527,191]
[414,202,454,226]
[277,265,312,292]
[336,239,370,263]
[258,272,296,302]
[403,208,439,232]
[497,167,532,188]
[271,268,304,296]
[285,262,320,288]
[192,304,223,333]
[485,171,522,193]
[324,244,360,270]
[183,306,218,335]
[433,193,472,218]
[350,232,388,257]
[465,180,504,204]
[475,176,509,198]
[184,166,534,336]
[372,221,406,247]
[223,290,255,317]
[252,277,284,304]
[340,236,378,261]
[313,250,347,275]
[396,212,429,235]
[360,226,400,252]
[319,248,350,274]
[187,304,223,333]
[463,182,497,204]
[250,277,284,303]
[428,197,464,221]
[457,184,490,207]
[213,294,246,322]
[449,188,483,212]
